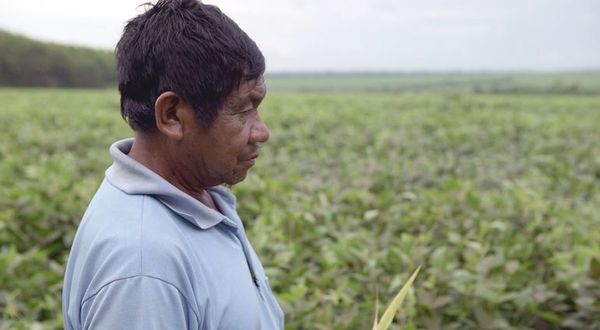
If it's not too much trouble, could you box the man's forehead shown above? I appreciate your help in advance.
[229,77,266,103]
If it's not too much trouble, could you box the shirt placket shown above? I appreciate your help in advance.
[221,219,265,301]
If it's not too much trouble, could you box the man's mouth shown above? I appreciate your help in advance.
[239,153,259,165]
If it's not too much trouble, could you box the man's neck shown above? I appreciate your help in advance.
[128,134,220,212]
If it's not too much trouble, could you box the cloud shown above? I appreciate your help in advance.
[1,0,599,70]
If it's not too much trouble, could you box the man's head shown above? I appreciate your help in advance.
[116,0,265,131]
[118,0,269,189]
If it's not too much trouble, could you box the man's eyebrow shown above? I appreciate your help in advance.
[250,88,266,103]
[250,94,263,105]
[226,96,252,112]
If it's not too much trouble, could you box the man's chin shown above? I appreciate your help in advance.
[223,170,249,186]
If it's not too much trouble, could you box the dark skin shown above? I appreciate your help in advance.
[128,78,269,211]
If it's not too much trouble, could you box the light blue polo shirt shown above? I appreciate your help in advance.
[62,138,284,330]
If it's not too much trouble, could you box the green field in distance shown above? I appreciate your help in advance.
[266,71,600,94]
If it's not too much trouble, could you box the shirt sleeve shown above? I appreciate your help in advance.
[80,275,199,330]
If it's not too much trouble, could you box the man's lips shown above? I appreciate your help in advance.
[239,153,259,165]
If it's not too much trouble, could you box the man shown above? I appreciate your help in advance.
[62,0,284,329]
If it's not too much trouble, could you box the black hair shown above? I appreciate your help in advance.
[116,0,265,131]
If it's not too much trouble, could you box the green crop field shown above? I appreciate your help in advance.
[1,86,600,329]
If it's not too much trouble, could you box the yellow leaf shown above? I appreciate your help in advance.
[376,266,421,330]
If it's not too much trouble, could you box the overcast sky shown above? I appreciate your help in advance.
[0,0,599,72]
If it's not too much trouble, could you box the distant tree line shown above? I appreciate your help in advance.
[471,82,594,95]
[0,29,116,87]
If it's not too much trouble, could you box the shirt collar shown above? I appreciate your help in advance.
[105,138,238,230]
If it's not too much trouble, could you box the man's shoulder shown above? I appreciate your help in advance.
[77,180,195,260]
[72,179,198,284]
[82,178,183,233]
[82,178,143,224]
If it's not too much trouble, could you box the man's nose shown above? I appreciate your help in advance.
[250,114,270,144]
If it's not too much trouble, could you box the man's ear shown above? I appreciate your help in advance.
[155,91,188,140]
